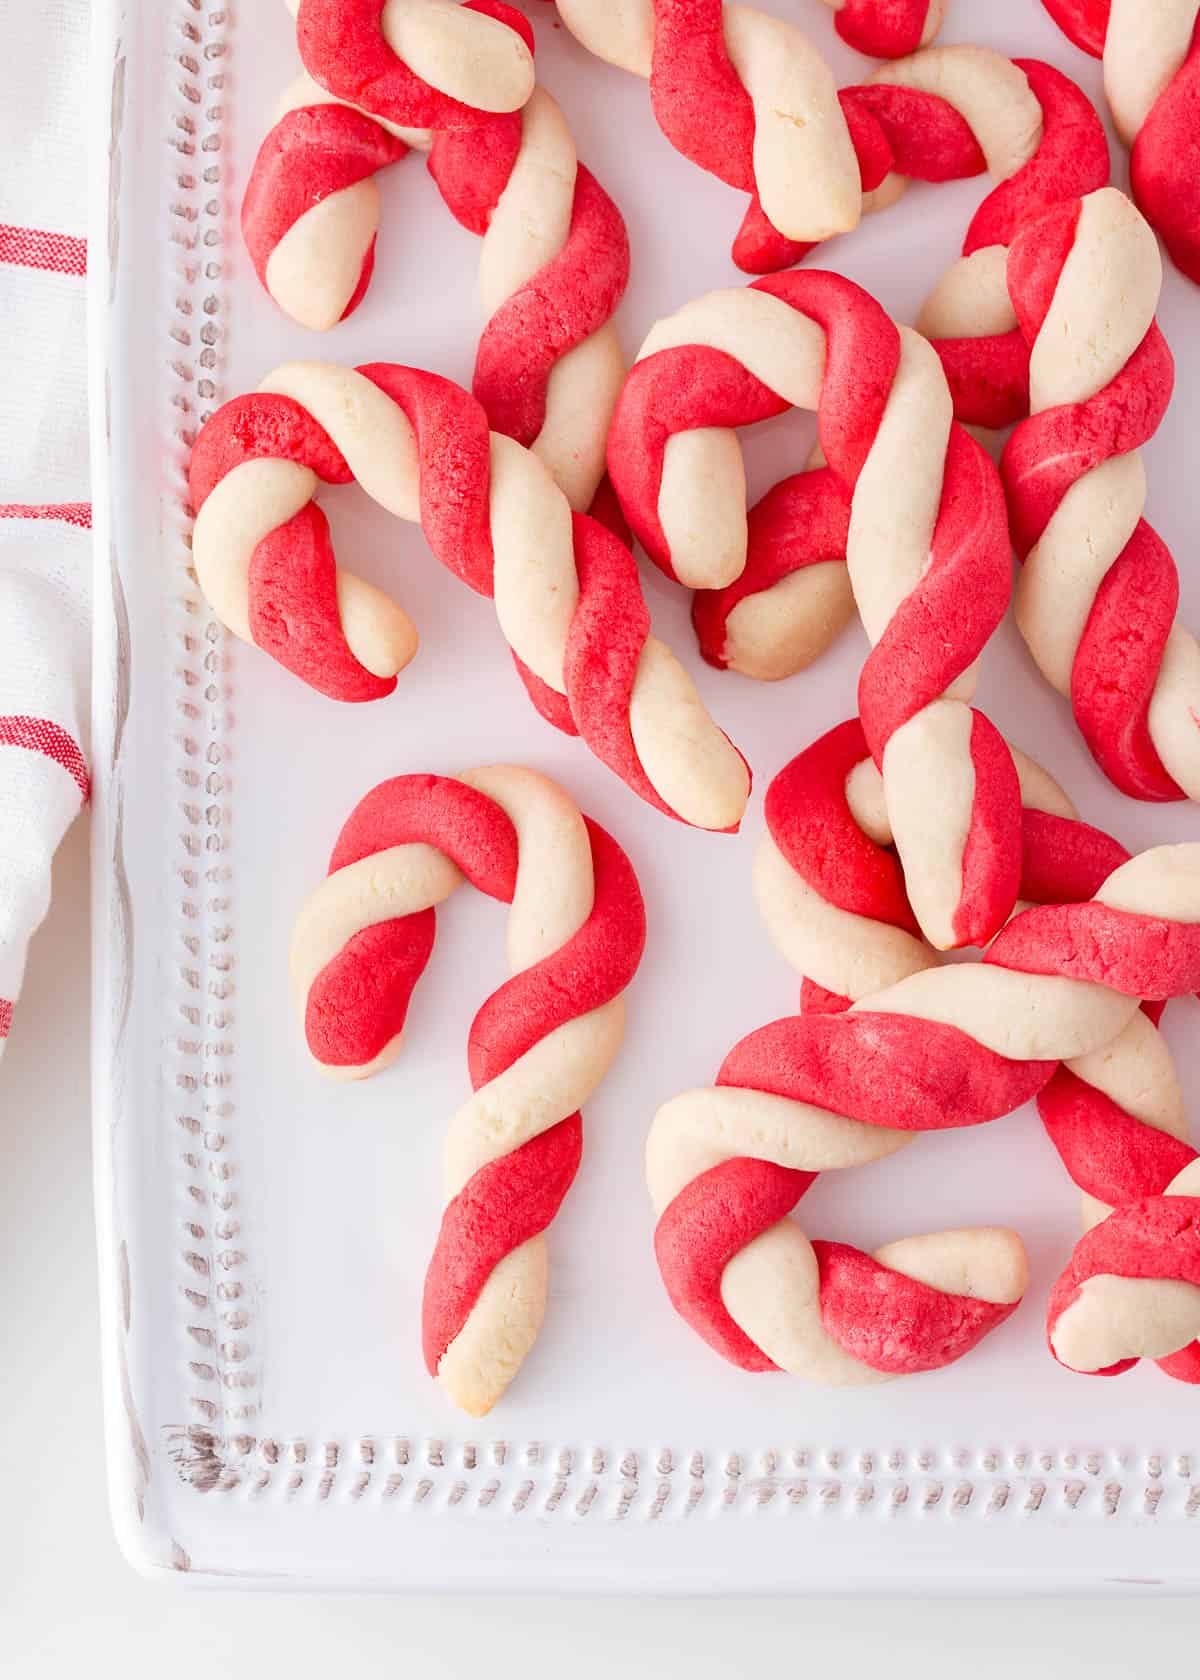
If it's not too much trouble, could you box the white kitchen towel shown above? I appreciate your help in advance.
[0,0,91,1056]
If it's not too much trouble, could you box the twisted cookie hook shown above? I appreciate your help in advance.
[290,765,646,1414]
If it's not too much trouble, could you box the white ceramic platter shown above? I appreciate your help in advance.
[89,0,1200,1590]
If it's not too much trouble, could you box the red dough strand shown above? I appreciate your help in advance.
[832,1,937,59]
[716,1013,1052,1134]
[1071,524,1181,801]
[1131,22,1200,285]
[1041,0,1109,54]
[954,712,1023,948]
[989,902,1200,1001]
[247,504,391,702]
[467,165,629,448]
[814,1242,1016,1375]
[1018,807,1128,906]
[188,391,353,507]
[423,1119,584,1376]
[1040,1076,1198,1211]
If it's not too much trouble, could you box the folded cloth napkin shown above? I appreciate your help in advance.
[0,0,91,1058]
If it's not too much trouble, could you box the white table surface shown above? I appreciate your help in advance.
[1,817,1197,1669]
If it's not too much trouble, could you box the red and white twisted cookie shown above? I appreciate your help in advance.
[608,268,1020,950]
[188,361,751,832]
[291,0,536,130]
[1000,187,1200,805]
[815,0,944,58]
[1047,1163,1200,1381]
[244,49,628,511]
[1041,0,1200,284]
[650,837,1200,1379]
[762,718,1200,1381]
[290,765,646,1414]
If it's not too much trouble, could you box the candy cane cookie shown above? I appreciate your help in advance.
[244,60,628,514]
[762,721,1198,1334]
[1041,0,1200,284]
[290,765,646,1414]
[609,268,1020,949]
[814,0,944,58]
[1046,1163,1200,1381]
[188,361,751,832]
[1001,187,1200,805]
[650,840,1200,1379]
[758,722,1200,1382]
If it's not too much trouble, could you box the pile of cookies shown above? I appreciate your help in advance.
[191,1,1200,1417]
